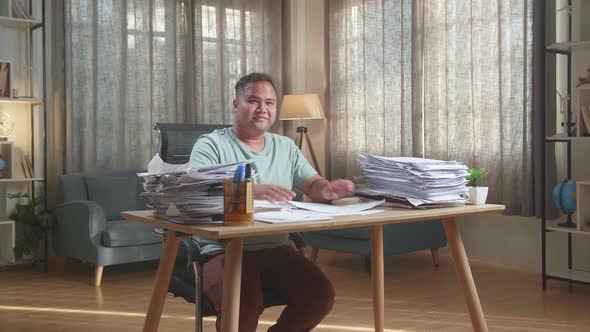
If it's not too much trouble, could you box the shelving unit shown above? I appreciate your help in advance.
[0,0,46,269]
[0,97,42,104]
[542,0,590,289]
[0,16,40,29]
[546,40,590,53]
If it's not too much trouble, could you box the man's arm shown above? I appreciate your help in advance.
[297,175,355,203]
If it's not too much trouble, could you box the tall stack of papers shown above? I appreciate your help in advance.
[139,160,254,224]
[355,155,468,208]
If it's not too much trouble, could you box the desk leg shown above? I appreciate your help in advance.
[143,230,181,332]
[370,225,384,332]
[220,237,244,332]
[442,217,488,332]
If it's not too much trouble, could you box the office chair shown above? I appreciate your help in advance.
[153,123,231,164]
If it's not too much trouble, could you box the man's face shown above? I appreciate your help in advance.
[233,81,277,136]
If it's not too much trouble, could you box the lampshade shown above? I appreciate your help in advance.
[279,94,325,120]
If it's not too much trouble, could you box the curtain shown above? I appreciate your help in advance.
[64,0,281,173]
[328,0,414,180]
[329,0,534,215]
[418,0,533,215]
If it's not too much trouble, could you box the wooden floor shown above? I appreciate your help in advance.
[1,251,590,332]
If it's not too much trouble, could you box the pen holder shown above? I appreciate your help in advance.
[223,178,254,226]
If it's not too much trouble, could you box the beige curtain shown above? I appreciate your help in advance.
[64,0,281,173]
[328,0,414,180]
[419,0,533,215]
[329,0,534,215]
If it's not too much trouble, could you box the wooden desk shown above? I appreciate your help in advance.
[122,203,504,332]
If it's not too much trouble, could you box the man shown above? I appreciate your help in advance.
[189,72,355,332]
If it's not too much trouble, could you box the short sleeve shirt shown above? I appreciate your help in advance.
[189,127,317,253]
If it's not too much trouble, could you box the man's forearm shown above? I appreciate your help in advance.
[304,177,331,203]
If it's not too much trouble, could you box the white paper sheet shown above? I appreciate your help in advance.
[254,208,386,224]
[254,210,334,223]
[287,199,385,214]
[254,200,291,211]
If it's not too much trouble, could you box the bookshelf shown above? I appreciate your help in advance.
[542,0,590,289]
[0,0,46,269]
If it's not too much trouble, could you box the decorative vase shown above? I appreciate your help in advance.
[468,187,488,205]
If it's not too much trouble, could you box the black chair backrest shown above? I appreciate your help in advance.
[154,123,231,164]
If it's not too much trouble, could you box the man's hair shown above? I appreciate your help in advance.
[234,72,277,97]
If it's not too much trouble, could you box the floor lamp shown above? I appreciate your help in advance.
[279,94,325,176]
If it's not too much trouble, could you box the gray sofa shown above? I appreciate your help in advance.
[303,219,447,271]
[52,171,162,286]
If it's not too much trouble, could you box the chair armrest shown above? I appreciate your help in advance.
[179,236,203,264]
[51,200,108,258]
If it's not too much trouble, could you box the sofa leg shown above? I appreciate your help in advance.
[430,248,440,267]
[310,248,319,263]
[94,266,104,287]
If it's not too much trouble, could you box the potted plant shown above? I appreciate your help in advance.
[8,193,51,260]
[466,167,488,205]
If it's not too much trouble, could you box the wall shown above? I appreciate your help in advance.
[455,213,590,274]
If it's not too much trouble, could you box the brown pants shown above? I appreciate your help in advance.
[203,245,334,332]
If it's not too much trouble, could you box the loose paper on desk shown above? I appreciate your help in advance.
[287,199,385,214]
[254,210,333,223]
[254,208,385,224]
[254,200,291,211]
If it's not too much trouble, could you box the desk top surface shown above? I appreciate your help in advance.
[122,204,504,240]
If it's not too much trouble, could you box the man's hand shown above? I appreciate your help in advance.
[253,184,296,202]
[320,179,355,201]
[298,175,356,203]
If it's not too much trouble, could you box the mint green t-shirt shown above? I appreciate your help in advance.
[189,127,318,253]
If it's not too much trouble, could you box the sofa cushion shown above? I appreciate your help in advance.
[102,220,162,247]
[85,175,138,221]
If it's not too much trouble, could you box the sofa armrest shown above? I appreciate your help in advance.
[51,200,108,261]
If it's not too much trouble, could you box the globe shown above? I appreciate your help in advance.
[552,180,577,215]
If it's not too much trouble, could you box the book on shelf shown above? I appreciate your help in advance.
[20,157,29,178]
[581,105,590,136]
[21,155,33,178]
[0,62,11,98]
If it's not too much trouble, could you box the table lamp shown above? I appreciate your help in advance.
[279,94,324,175]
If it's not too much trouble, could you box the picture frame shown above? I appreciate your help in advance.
[0,60,13,99]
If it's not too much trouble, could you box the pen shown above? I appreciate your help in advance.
[245,163,252,179]
[232,163,245,212]
[234,163,245,182]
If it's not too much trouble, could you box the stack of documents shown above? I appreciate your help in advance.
[355,154,468,208]
[139,160,254,224]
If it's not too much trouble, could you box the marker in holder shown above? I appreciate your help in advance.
[223,164,254,226]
